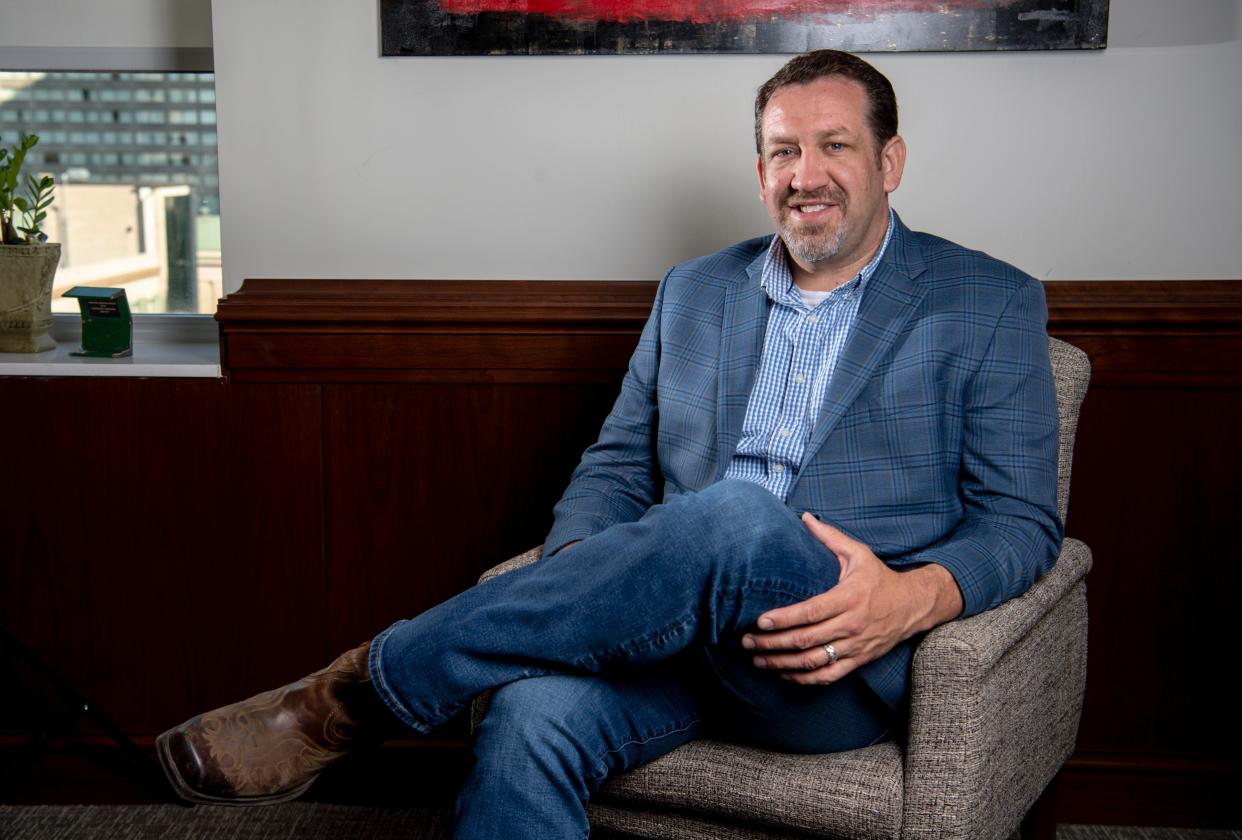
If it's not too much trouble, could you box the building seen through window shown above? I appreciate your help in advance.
[0,71,221,314]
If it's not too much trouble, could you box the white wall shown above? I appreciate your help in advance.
[0,0,211,49]
[7,1,1241,287]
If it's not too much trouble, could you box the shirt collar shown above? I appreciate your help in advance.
[759,208,895,308]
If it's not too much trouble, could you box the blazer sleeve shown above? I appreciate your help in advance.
[903,277,1063,617]
[543,271,669,556]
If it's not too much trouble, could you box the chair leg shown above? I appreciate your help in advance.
[1020,771,1062,840]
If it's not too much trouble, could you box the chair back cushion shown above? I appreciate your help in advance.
[1048,337,1091,523]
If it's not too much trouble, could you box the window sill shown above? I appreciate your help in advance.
[0,314,220,378]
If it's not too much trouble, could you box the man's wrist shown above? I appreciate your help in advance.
[900,562,965,634]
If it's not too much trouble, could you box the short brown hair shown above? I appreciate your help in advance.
[754,50,898,157]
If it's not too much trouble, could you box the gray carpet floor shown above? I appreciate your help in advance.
[0,804,449,839]
[0,806,1238,840]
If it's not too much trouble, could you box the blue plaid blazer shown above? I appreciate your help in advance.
[545,214,1063,709]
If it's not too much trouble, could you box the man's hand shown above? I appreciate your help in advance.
[740,514,964,685]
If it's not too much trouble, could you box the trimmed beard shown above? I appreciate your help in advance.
[780,216,850,267]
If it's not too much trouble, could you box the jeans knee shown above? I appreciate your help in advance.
[706,478,785,509]
[700,479,789,523]
[677,479,799,559]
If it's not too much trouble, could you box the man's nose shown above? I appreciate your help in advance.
[790,149,830,193]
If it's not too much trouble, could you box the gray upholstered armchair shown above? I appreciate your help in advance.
[477,337,1092,840]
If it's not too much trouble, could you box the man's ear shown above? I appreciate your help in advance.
[756,155,767,202]
[881,135,906,194]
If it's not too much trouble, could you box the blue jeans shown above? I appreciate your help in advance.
[369,480,895,839]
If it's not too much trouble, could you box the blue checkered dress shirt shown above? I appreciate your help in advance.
[724,211,895,500]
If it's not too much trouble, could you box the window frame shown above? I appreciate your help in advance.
[1,44,222,347]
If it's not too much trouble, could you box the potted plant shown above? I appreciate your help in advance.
[1,133,59,353]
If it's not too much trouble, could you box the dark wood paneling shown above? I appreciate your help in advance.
[1067,386,1241,753]
[0,379,326,734]
[1045,282,1242,825]
[224,332,643,383]
[1057,384,1242,824]
[321,382,619,652]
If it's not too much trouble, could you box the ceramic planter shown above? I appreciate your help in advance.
[0,242,61,353]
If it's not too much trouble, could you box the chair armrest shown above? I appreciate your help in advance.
[478,546,544,584]
[901,538,1092,840]
[921,538,1091,673]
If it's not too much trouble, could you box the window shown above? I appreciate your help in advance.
[0,71,222,314]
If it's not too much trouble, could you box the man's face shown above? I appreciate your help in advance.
[757,76,905,277]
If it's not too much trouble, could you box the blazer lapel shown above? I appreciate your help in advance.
[791,219,929,489]
[715,248,771,480]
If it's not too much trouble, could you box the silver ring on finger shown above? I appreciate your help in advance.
[822,643,838,666]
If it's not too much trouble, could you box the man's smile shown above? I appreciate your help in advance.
[786,194,843,225]
[788,202,838,222]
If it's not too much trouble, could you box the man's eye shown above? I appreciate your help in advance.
[773,148,795,159]
[827,142,845,151]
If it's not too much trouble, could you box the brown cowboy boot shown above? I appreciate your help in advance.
[156,642,401,805]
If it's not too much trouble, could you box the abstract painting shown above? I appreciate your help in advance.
[380,0,1108,56]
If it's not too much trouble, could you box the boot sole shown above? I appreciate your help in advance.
[155,728,316,807]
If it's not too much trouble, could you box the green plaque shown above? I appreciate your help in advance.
[63,287,133,358]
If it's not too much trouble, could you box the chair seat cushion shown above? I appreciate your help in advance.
[596,737,904,839]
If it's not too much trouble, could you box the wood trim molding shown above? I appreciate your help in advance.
[215,278,1242,384]
[216,279,660,383]
[1043,280,1242,386]
[218,278,1242,325]
[1043,280,1242,332]
[215,279,658,326]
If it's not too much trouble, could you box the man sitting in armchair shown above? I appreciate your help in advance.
[157,49,1061,839]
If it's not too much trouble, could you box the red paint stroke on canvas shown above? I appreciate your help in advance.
[435,0,1017,25]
